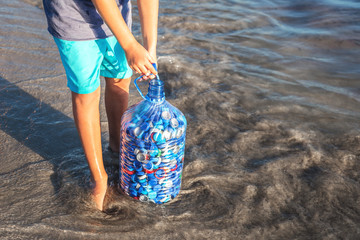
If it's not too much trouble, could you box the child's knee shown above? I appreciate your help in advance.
[71,87,101,106]
[106,77,131,93]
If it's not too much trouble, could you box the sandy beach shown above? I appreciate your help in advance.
[1,0,360,239]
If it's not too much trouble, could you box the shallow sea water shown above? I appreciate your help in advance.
[1,0,360,239]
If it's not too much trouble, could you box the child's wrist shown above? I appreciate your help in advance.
[121,37,138,52]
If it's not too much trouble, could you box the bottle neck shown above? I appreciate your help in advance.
[146,79,165,102]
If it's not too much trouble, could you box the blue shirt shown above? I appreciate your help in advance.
[43,0,132,41]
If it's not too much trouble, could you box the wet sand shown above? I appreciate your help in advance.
[1,0,360,239]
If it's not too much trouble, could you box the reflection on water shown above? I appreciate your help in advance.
[1,0,360,239]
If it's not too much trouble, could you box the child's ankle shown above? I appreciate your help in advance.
[91,174,108,184]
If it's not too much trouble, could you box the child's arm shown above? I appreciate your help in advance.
[91,0,157,76]
[138,0,159,65]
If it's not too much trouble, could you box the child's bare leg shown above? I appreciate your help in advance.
[71,87,108,211]
[104,77,131,153]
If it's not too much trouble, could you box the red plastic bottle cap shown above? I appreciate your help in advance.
[144,169,155,174]
[155,169,166,179]
[123,168,135,175]
[171,164,177,171]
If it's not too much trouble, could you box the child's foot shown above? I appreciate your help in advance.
[91,176,108,211]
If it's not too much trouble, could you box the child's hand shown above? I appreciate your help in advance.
[141,51,157,81]
[125,41,157,81]
[90,0,158,80]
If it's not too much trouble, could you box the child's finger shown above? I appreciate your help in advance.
[141,75,149,81]
[147,54,156,64]
[138,65,150,76]
[133,66,142,75]
[145,61,157,76]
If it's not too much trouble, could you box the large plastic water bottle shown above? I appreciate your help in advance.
[119,65,186,204]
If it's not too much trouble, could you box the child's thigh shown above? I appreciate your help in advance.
[100,36,133,80]
[54,37,104,94]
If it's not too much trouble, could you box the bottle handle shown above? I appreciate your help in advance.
[134,76,147,100]
[134,63,158,100]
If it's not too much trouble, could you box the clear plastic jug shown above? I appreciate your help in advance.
[119,66,186,204]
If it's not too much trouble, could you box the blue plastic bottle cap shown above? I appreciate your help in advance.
[155,169,165,178]
[148,191,157,199]
[140,148,148,154]
[138,141,145,149]
[133,160,142,170]
[174,179,181,187]
[153,184,161,192]
[131,174,137,182]
[149,179,157,186]
[150,145,159,157]
[153,118,161,126]
[138,178,147,183]
[144,185,152,191]
[140,122,150,132]
[151,157,161,166]
[145,162,154,171]
[156,192,165,198]
[133,158,142,168]
[159,178,166,185]
[176,165,182,174]
[130,190,138,197]
[147,173,155,179]
[157,124,165,131]
[136,170,145,176]
[141,187,148,195]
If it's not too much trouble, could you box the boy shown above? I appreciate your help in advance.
[43,0,159,211]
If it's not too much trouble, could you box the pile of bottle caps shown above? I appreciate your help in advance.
[119,100,186,204]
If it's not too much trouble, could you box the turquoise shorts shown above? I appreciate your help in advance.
[54,36,133,94]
